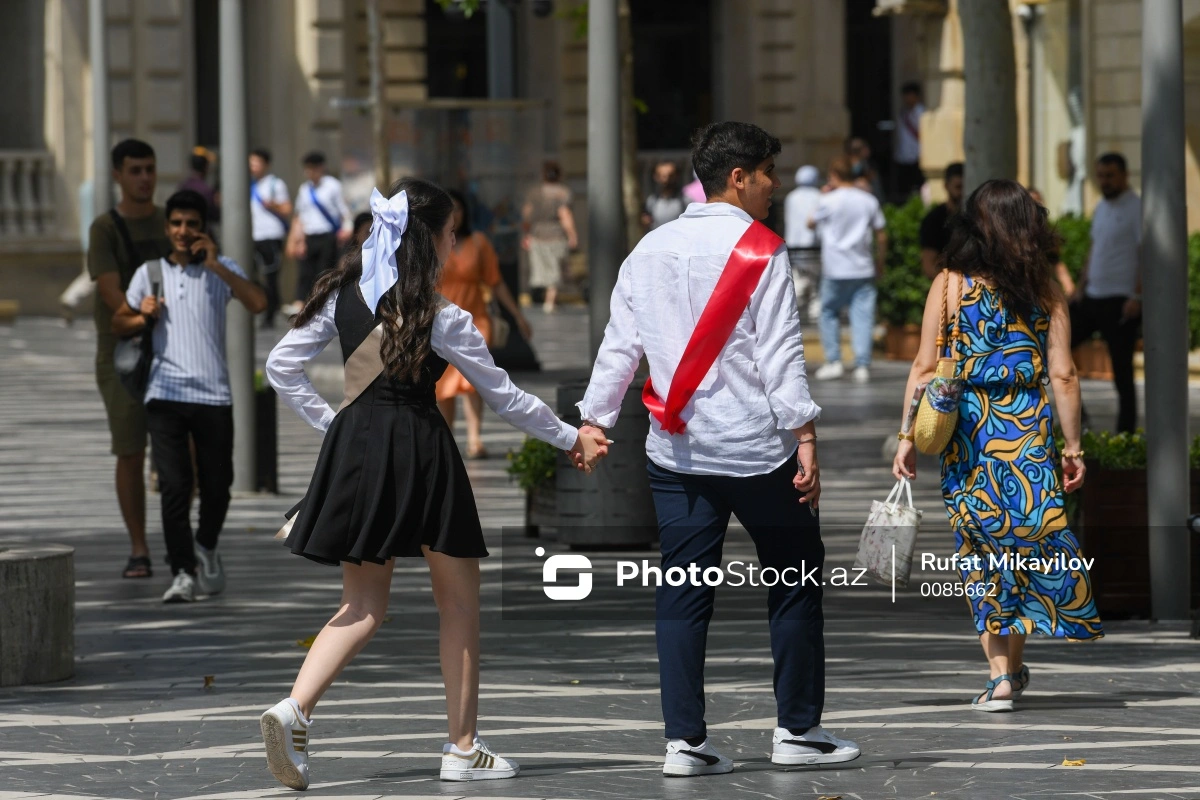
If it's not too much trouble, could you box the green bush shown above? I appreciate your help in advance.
[1188,233,1200,349]
[877,196,932,326]
[1053,214,1091,283]
[1078,429,1200,470]
[506,437,558,491]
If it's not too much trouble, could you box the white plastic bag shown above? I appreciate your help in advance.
[854,479,922,588]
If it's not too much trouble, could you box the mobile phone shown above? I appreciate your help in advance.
[190,244,207,264]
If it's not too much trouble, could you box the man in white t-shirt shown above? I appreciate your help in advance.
[894,81,925,200]
[1070,152,1141,432]
[286,151,352,309]
[784,165,823,319]
[809,156,888,382]
[249,148,292,328]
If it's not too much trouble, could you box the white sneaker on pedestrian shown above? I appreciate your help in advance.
[771,725,861,766]
[162,571,196,603]
[814,362,844,381]
[663,738,734,777]
[853,366,870,383]
[261,698,311,790]
[440,736,519,781]
[194,544,225,595]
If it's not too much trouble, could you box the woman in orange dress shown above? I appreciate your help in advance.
[437,190,532,458]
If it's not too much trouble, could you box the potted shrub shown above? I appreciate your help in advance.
[877,196,930,361]
[1076,429,1200,619]
[507,437,558,535]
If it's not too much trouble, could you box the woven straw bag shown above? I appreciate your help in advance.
[912,270,965,455]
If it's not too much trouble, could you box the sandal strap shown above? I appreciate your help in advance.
[982,674,1012,700]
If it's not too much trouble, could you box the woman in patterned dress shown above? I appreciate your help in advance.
[893,179,1102,713]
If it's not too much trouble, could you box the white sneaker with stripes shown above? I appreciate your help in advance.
[440,736,519,781]
[771,725,861,766]
[663,738,734,777]
[260,699,311,790]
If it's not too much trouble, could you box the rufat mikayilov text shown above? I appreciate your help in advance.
[921,552,1096,573]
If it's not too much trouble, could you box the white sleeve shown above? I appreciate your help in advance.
[265,290,339,433]
[125,264,149,308]
[432,304,579,451]
[811,196,831,225]
[273,178,290,204]
[577,258,643,428]
[871,199,887,230]
[750,249,821,431]
[334,180,353,233]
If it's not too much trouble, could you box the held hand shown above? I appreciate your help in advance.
[139,295,162,318]
[793,442,821,510]
[893,439,917,481]
[1062,455,1086,493]
[516,315,533,341]
[286,235,306,260]
[191,233,219,268]
[568,427,610,474]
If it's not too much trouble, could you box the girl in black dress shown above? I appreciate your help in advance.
[260,179,608,789]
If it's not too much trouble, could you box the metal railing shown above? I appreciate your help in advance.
[0,151,56,238]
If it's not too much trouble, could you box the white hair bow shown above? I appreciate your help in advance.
[360,187,409,314]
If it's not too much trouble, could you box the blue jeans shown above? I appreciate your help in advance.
[647,458,826,740]
[819,277,877,369]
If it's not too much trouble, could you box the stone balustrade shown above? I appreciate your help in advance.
[0,151,57,239]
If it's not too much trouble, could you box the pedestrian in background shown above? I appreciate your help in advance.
[845,137,885,204]
[521,160,577,314]
[287,151,352,309]
[919,162,963,279]
[784,165,823,321]
[112,190,267,604]
[682,168,706,204]
[894,81,925,200]
[1069,152,1141,433]
[178,148,221,230]
[641,160,688,232]
[249,147,292,329]
[894,179,1102,712]
[88,139,171,580]
[810,156,888,383]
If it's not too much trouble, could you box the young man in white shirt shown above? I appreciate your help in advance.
[249,148,292,328]
[1070,152,1141,432]
[784,165,823,320]
[287,151,352,310]
[577,121,859,777]
[894,81,925,199]
[810,156,888,382]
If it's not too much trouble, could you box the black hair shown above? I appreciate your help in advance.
[251,147,272,164]
[165,189,209,229]
[110,139,155,170]
[302,151,327,168]
[294,178,454,383]
[190,153,210,174]
[1097,152,1127,172]
[944,162,964,182]
[543,160,561,182]
[690,121,782,197]
[353,211,373,232]
[446,188,472,236]
[901,80,922,96]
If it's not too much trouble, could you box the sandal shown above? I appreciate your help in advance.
[466,445,489,460]
[1012,664,1030,698]
[122,555,153,579]
[971,674,1014,713]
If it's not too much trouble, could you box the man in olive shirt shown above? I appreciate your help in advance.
[88,139,171,580]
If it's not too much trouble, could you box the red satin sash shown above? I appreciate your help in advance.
[643,220,784,435]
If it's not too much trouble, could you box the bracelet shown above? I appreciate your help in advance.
[797,434,818,445]
[581,420,606,432]
[897,431,914,442]
[1062,450,1085,459]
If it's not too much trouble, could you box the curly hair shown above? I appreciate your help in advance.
[293,177,454,383]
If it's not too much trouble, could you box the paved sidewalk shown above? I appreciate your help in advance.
[1,310,1199,800]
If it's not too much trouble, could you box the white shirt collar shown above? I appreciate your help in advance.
[680,201,754,223]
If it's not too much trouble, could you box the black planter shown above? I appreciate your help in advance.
[255,387,278,494]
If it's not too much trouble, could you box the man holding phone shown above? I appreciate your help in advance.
[113,189,267,603]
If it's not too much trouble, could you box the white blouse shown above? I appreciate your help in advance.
[265,290,579,451]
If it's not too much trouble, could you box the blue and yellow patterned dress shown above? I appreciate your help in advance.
[942,275,1103,640]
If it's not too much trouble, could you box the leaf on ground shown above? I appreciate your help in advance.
[383,616,392,623]
[203,675,215,689]
[297,635,317,649]
[569,679,581,685]
[1061,758,1086,767]
[817,795,843,800]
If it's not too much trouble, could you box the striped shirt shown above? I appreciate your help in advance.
[125,256,246,406]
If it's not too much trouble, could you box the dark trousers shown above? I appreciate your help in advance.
[647,457,825,740]
[1070,295,1139,433]
[254,239,284,325]
[146,400,234,575]
[296,232,338,304]
[894,161,925,201]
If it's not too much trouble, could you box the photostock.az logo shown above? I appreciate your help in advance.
[536,547,593,601]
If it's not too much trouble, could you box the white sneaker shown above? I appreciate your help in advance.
[853,366,870,383]
[663,738,734,777]
[162,571,196,603]
[440,736,519,781]
[814,362,845,381]
[260,699,311,790]
[771,725,861,766]
[194,544,225,595]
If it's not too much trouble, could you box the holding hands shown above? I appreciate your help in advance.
[568,424,612,474]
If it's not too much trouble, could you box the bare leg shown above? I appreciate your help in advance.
[116,453,149,558]
[977,631,1014,701]
[543,286,557,312]
[1007,632,1027,675]
[438,397,457,430]
[463,393,485,455]
[424,546,480,751]
[290,559,395,718]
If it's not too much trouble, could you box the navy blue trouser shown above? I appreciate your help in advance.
[648,457,825,740]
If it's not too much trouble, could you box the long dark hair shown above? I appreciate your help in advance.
[942,179,1062,321]
[293,177,454,383]
[446,188,471,237]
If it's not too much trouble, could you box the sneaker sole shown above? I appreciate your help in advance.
[663,761,734,777]
[771,749,861,766]
[261,710,309,790]
[440,765,520,781]
[971,699,1014,712]
[162,593,194,604]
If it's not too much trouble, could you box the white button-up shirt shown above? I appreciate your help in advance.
[577,202,820,477]
[265,290,579,451]
[251,174,290,242]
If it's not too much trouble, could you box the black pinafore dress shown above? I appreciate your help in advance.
[284,288,487,565]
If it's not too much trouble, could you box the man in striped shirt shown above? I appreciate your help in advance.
[113,189,267,603]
